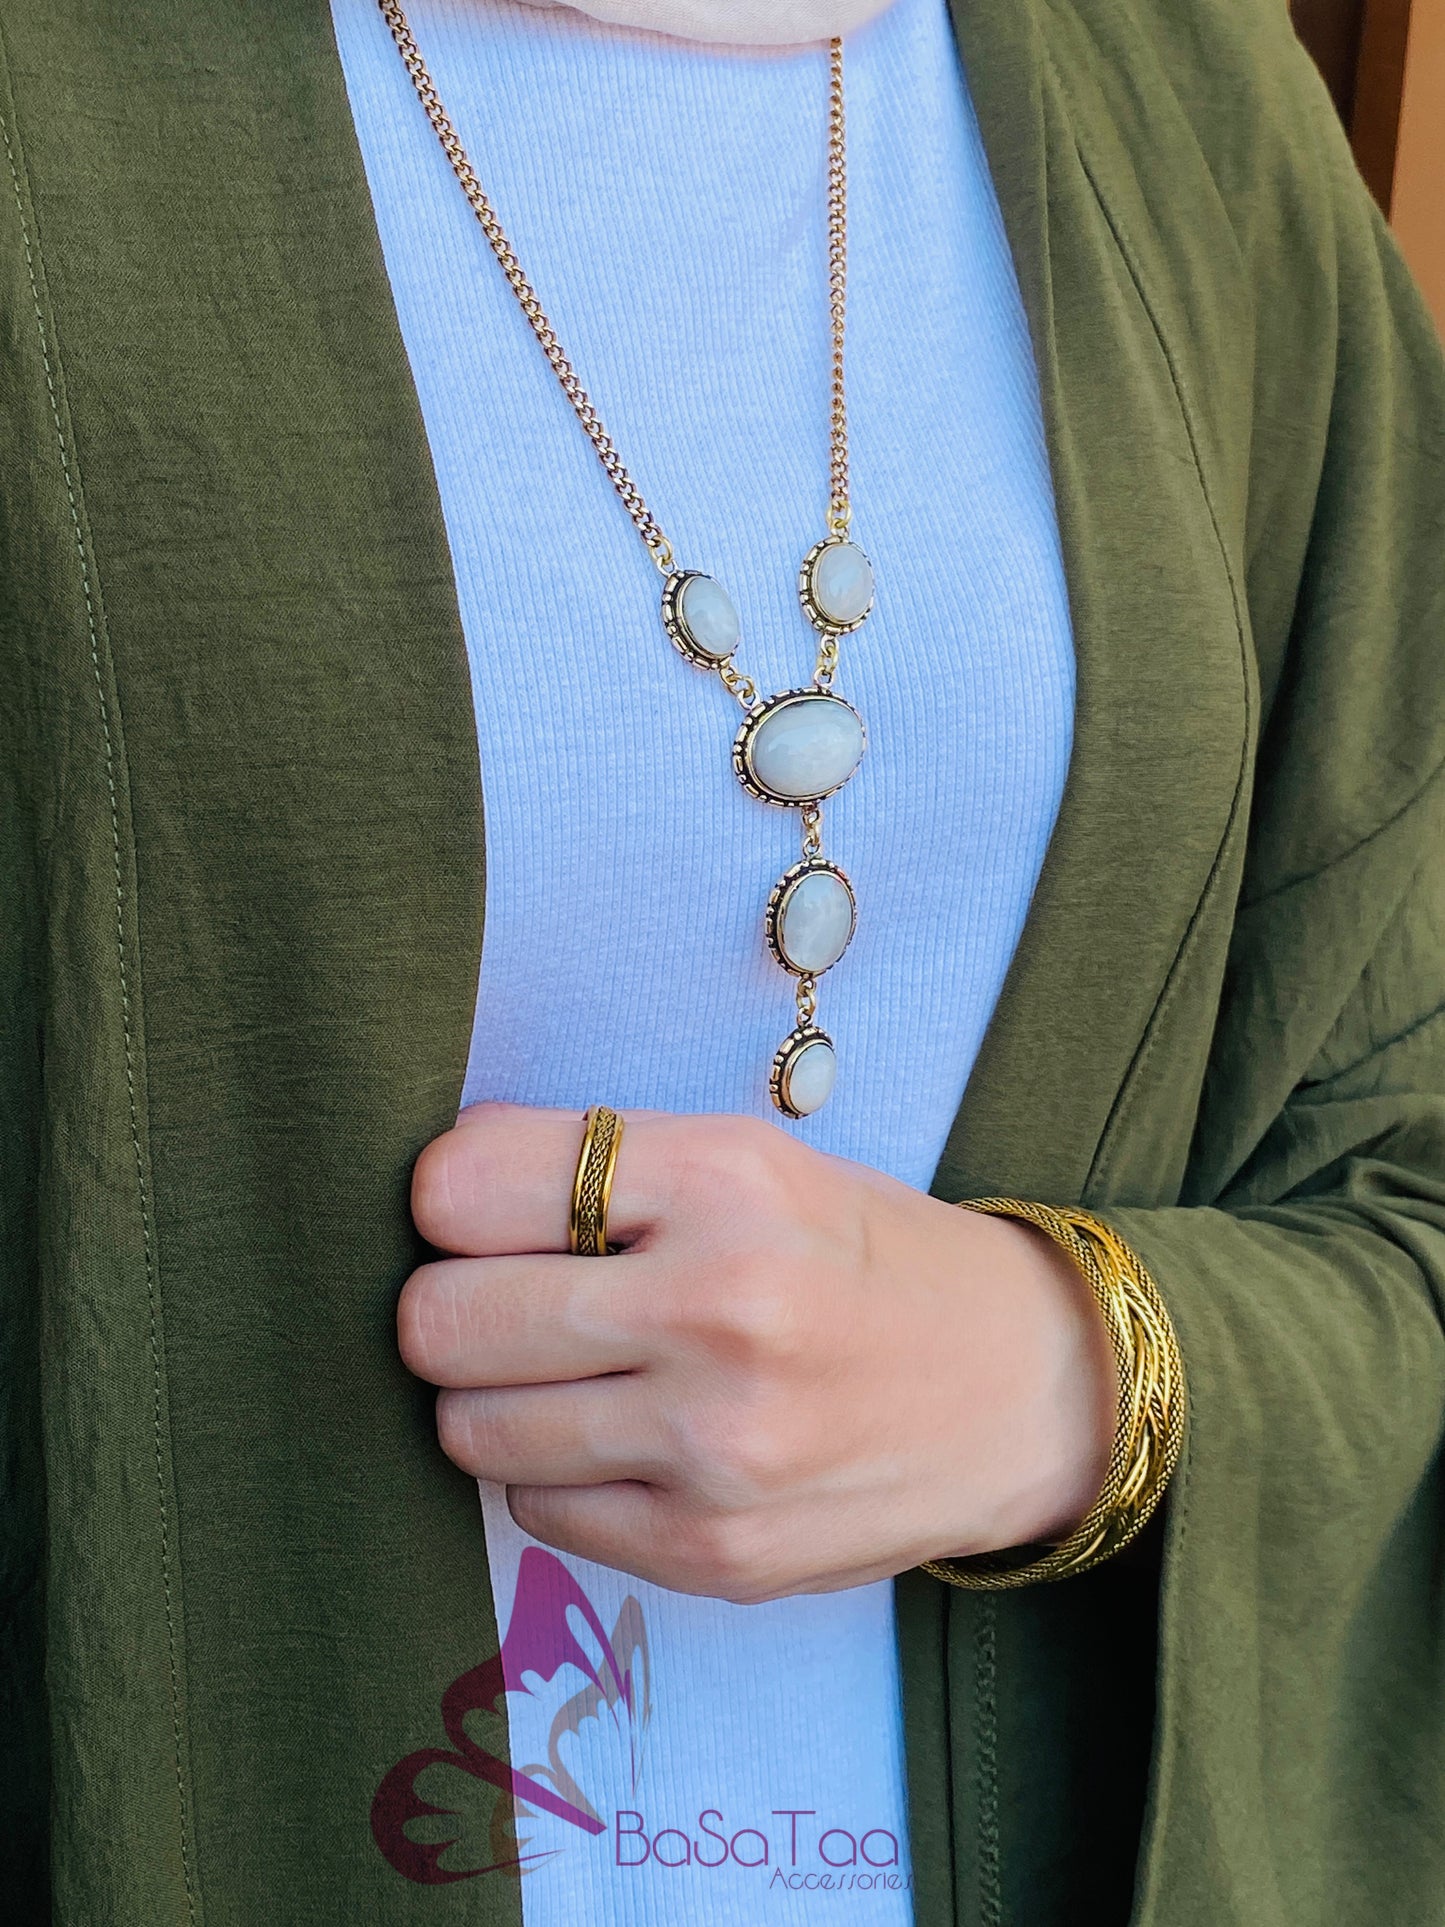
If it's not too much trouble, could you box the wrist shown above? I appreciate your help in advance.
[942,1213,1118,1558]
[1005,1219,1119,1543]
[924,1199,1186,1591]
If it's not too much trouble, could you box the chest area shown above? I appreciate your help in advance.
[332,0,1079,1163]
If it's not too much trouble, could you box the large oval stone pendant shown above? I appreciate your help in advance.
[660,570,741,667]
[766,860,857,977]
[770,1025,837,1119]
[733,689,866,806]
[799,538,875,634]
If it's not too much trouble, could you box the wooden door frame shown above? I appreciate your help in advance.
[1292,0,1417,212]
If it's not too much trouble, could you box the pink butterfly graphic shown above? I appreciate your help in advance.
[371,1545,652,1884]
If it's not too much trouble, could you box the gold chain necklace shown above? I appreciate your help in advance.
[382,3,875,1118]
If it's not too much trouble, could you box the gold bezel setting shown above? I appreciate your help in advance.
[386,10,866,1122]
[732,689,867,807]
[765,860,857,977]
[798,537,875,636]
[769,1025,838,1119]
[660,570,738,668]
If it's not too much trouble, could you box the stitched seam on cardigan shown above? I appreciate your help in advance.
[976,1599,1002,1927]
[0,107,199,1924]
[1298,995,1445,1093]
[1237,749,1445,913]
[1055,119,1256,1193]
[1128,1418,1192,1927]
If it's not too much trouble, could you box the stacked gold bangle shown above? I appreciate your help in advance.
[921,1198,1187,1591]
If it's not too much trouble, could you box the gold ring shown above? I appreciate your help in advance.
[568,1106,624,1256]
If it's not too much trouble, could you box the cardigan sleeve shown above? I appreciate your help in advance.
[1104,857,1445,1917]
[1096,16,1445,1915]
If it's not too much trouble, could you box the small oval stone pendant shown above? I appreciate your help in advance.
[770,1025,838,1118]
[766,860,857,977]
[660,570,741,667]
[733,689,866,806]
[799,537,875,634]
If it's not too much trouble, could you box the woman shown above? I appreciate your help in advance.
[2,0,1441,1922]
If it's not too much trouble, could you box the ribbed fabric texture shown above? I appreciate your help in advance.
[331,0,1075,1918]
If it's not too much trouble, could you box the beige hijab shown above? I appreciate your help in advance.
[517,0,898,47]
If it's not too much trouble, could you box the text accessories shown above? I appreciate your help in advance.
[383,3,873,1118]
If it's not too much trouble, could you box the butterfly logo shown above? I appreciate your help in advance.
[371,1545,652,1884]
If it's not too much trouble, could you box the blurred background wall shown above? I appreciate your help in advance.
[1292,0,1445,330]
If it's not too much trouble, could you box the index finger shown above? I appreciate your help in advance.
[410,1101,666,1257]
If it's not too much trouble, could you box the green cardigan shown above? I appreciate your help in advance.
[2,0,1442,1920]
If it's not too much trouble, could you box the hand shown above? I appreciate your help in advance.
[399,1104,1117,1604]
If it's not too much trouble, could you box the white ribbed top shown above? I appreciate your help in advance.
[331,0,1075,1917]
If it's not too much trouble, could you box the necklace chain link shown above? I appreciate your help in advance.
[825,49,851,538]
[380,0,850,619]
[380,2,864,1119]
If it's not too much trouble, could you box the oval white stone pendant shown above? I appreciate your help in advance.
[770,1025,838,1119]
[766,859,857,977]
[660,570,741,667]
[733,689,866,806]
[798,537,875,634]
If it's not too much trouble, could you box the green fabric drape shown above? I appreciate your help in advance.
[1,1,1441,1922]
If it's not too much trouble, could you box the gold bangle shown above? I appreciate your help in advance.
[920,1199,1186,1591]
[568,1106,624,1257]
